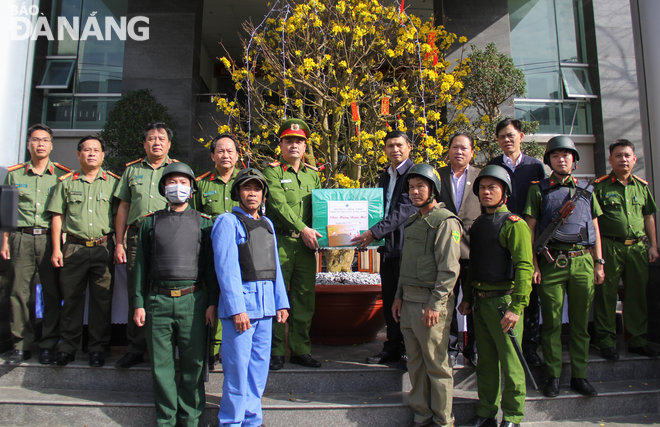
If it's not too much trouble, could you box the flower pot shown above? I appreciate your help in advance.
[310,284,385,345]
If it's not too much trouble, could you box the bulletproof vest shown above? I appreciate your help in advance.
[469,212,515,283]
[538,179,596,246]
[232,212,277,282]
[149,209,201,281]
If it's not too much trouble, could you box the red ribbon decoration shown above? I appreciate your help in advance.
[425,32,436,60]
[351,102,360,121]
[381,97,390,115]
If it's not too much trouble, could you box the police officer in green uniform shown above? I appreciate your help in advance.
[47,136,119,367]
[191,133,241,368]
[392,163,462,427]
[133,162,218,427]
[114,122,178,369]
[523,136,605,397]
[264,118,322,370]
[458,165,533,427]
[2,124,71,365]
[592,139,659,360]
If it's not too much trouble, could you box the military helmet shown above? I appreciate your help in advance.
[230,167,270,201]
[158,162,198,197]
[278,118,311,140]
[473,165,512,197]
[406,163,442,200]
[543,135,579,165]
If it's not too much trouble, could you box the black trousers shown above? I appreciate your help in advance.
[522,284,541,351]
[449,261,477,357]
[380,256,405,355]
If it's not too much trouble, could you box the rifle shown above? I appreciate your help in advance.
[498,306,539,390]
[532,178,595,264]
[203,324,212,382]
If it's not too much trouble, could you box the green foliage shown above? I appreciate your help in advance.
[100,89,179,175]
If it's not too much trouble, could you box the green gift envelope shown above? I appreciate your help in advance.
[312,188,385,248]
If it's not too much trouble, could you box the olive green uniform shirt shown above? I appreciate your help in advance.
[114,156,177,228]
[593,172,657,238]
[463,205,534,315]
[263,158,321,232]
[523,173,602,251]
[46,169,119,239]
[191,168,239,219]
[3,161,71,228]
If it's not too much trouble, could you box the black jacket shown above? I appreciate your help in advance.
[370,158,418,258]
[487,155,546,216]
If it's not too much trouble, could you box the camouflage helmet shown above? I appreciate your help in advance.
[544,135,580,165]
[230,168,270,201]
[158,162,198,197]
[473,164,512,197]
[406,163,442,200]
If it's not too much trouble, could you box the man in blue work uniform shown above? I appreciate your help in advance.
[213,168,290,427]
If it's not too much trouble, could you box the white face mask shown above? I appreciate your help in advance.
[164,184,192,204]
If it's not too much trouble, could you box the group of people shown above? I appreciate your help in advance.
[2,116,658,427]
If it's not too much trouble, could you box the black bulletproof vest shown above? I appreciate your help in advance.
[469,211,515,283]
[232,212,277,282]
[149,209,201,281]
[538,179,596,246]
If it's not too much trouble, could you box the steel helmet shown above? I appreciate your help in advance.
[544,135,579,165]
[158,162,198,197]
[230,168,270,201]
[406,163,442,201]
[473,165,512,197]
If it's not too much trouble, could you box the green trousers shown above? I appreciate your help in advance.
[126,227,147,354]
[210,320,222,357]
[595,239,648,348]
[538,253,594,379]
[8,232,61,351]
[145,289,207,427]
[58,240,114,355]
[473,294,526,424]
[272,236,316,357]
[400,299,454,427]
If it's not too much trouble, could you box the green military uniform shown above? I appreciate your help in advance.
[46,168,119,356]
[524,173,602,379]
[463,205,533,425]
[3,160,70,352]
[396,203,462,427]
[593,172,658,348]
[133,207,219,427]
[263,158,321,357]
[114,156,177,354]
[191,167,239,357]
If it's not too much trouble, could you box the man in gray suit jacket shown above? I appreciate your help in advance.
[438,133,481,367]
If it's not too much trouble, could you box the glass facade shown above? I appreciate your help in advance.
[509,0,595,134]
[42,0,127,129]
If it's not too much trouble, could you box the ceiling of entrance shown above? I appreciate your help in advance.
[203,0,435,63]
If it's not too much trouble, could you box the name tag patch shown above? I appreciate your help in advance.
[203,190,217,197]
[70,191,83,196]
[15,183,28,188]
[280,179,292,183]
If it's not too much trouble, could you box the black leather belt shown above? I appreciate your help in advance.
[20,228,49,235]
[476,289,514,299]
[67,234,112,247]
[275,228,301,238]
[550,249,586,259]
[603,236,643,246]
[151,285,201,297]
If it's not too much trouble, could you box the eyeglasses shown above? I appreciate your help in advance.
[30,137,52,144]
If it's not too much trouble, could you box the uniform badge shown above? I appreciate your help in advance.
[452,230,460,243]
[291,123,300,131]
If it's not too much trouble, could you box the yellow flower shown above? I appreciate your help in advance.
[459,36,467,43]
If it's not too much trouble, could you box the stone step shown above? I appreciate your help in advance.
[1,379,659,426]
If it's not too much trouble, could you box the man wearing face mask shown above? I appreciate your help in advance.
[132,162,219,427]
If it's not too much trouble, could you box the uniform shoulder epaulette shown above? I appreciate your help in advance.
[7,163,26,172]
[106,171,120,179]
[125,158,142,167]
[634,175,648,185]
[508,214,522,222]
[268,161,281,167]
[200,213,212,220]
[530,180,540,184]
[171,159,180,163]
[304,163,318,171]
[59,171,74,181]
[196,171,212,182]
[142,212,154,218]
[53,162,71,172]
[593,174,609,184]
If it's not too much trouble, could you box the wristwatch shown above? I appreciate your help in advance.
[595,258,605,265]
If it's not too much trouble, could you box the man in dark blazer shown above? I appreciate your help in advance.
[353,130,418,369]
[439,133,482,367]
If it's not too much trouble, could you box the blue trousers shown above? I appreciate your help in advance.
[219,317,273,427]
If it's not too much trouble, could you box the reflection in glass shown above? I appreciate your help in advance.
[563,102,592,134]
[44,97,74,129]
[50,0,83,55]
[515,102,562,134]
[73,97,120,129]
[561,67,596,98]
[38,60,76,89]
[555,0,587,63]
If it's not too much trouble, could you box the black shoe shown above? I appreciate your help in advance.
[365,349,400,364]
[5,350,31,365]
[209,353,220,370]
[499,421,520,427]
[54,352,75,366]
[543,376,560,397]
[628,345,660,358]
[464,416,497,427]
[523,348,542,366]
[570,377,597,396]
[270,356,284,371]
[39,348,54,365]
[397,354,408,371]
[466,353,478,367]
[600,346,619,361]
[89,351,105,367]
[115,352,144,369]
[290,354,322,368]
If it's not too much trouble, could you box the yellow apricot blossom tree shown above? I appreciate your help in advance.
[215,0,471,187]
